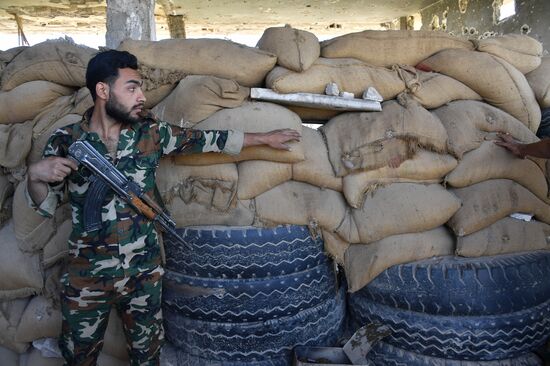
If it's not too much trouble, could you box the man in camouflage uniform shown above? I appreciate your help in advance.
[26,50,300,366]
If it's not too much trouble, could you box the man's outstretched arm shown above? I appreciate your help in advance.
[495,133,550,159]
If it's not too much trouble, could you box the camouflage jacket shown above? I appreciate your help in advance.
[27,108,243,279]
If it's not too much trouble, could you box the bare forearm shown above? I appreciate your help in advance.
[519,139,550,159]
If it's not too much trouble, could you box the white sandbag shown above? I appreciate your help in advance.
[418,48,541,132]
[174,102,304,165]
[445,140,549,203]
[433,100,538,159]
[344,227,455,292]
[0,345,18,366]
[457,218,550,257]
[321,98,448,176]
[473,34,543,74]
[15,296,61,343]
[118,38,277,87]
[152,75,250,127]
[526,56,550,108]
[343,151,457,208]
[352,183,460,244]
[321,30,473,67]
[257,26,320,72]
[448,179,550,236]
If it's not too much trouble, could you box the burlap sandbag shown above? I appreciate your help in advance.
[473,34,543,74]
[321,98,448,176]
[1,38,95,91]
[0,81,74,125]
[322,230,349,266]
[118,38,276,87]
[0,298,30,353]
[174,102,304,165]
[167,197,255,228]
[407,69,482,109]
[292,127,342,192]
[0,221,43,300]
[13,181,71,253]
[42,219,71,269]
[457,218,550,257]
[152,75,249,127]
[352,183,460,244]
[445,141,549,203]
[266,57,405,99]
[321,30,473,67]
[418,48,541,132]
[0,345,18,366]
[254,180,358,241]
[448,179,550,236]
[0,174,14,228]
[433,100,538,159]
[345,227,455,292]
[0,120,33,169]
[0,46,27,72]
[15,296,61,343]
[27,114,82,166]
[343,151,457,208]
[257,26,320,72]
[156,158,238,212]
[526,57,550,108]
[237,161,292,200]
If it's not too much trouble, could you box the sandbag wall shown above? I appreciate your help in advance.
[0,29,549,364]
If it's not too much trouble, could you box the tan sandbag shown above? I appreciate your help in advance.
[15,296,61,343]
[143,83,175,109]
[0,222,43,300]
[27,114,82,166]
[97,352,130,366]
[266,57,406,99]
[344,227,455,292]
[12,181,71,253]
[0,345,18,366]
[152,75,250,127]
[156,158,238,212]
[457,218,550,257]
[118,38,277,87]
[322,230,349,266]
[237,161,292,200]
[448,179,550,236]
[42,219,71,269]
[0,46,27,68]
[343,151,457,208]
[167,196,255,228]
[0,121,33,169]
[103,308,130,361]
[352,183,460,244]
[257,26,320,72]
[0,174,14,228]
[0,81,74,124]
[292,127,342,192]
[321,98,448,176]
[0,297,30,353]
[321,30,473,67]
[433,100,538,159]
[445,141,549,202]
[174,102,304,165]
[1,38,95,91]
[254,180,358,241]
[526,57,550,108]
[418,48,541,132]
[473,34,543,74]
[408,69,482,109]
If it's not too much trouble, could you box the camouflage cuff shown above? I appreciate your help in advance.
[223,130,244,156]
[24,177,56,218]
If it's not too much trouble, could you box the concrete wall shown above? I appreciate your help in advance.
[419,0,549,52]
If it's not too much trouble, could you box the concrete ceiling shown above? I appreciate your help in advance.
[0,0,437,44]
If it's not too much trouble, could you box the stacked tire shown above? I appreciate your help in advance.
[162,225,346,365]
[348,251,550,365]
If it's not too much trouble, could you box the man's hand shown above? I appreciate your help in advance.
[494,133,525,158]
[28,156,78,183]
[243,129,301,151]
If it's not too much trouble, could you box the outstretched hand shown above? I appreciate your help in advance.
[244,129,301,151]
[494,133,525,158]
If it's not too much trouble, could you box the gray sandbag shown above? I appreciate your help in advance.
[0,297,30,353]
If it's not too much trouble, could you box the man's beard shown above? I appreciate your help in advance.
[105,93,144,125]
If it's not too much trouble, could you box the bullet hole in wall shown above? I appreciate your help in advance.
[430,14,440,30]
[458,0,468,14]
[520,24,531,34]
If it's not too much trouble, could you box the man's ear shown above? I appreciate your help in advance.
[96,82,109,101]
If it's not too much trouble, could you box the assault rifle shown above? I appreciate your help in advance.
[68,140,190,251]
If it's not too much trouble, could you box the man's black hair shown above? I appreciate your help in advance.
[86,50,139,101]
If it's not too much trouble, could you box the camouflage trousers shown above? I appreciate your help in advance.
[59,266,165,366]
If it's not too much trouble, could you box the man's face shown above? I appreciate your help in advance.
[105,68,146,125]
